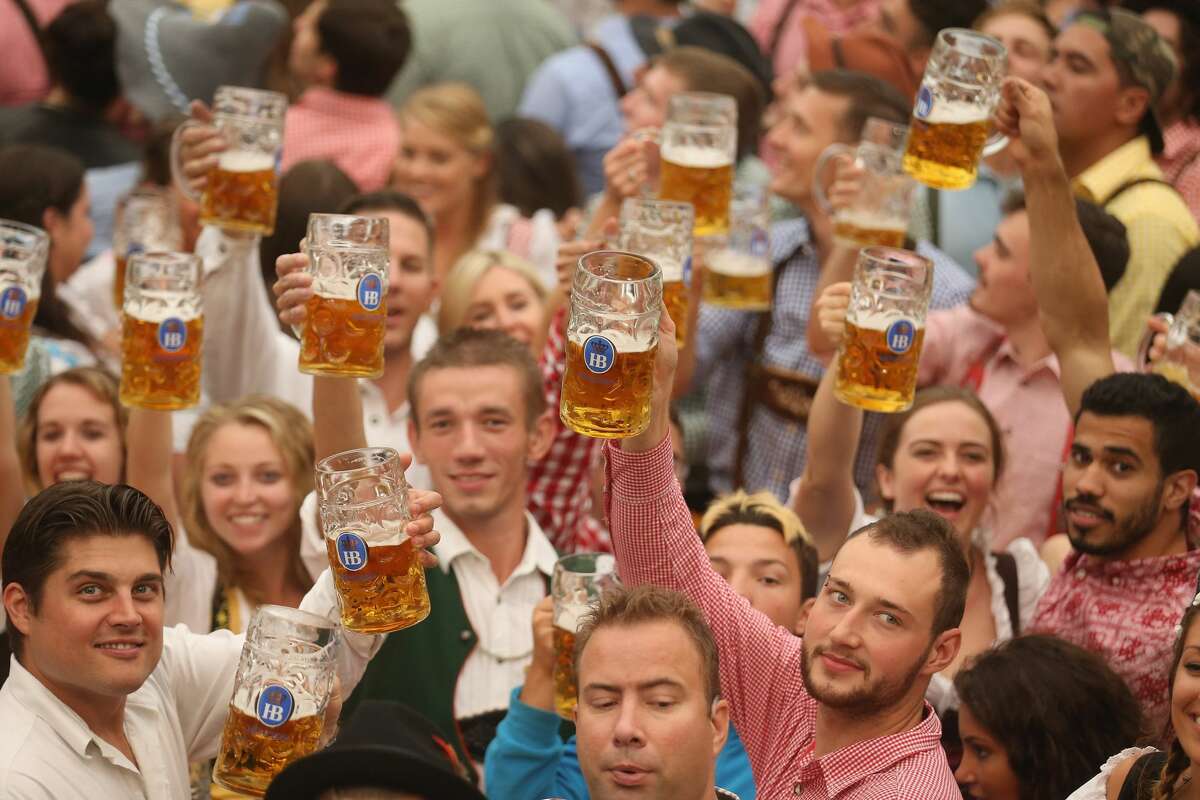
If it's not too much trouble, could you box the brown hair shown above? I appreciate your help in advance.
[1152,601,1200,799]
[17,366,127,495]
[655,46,766,159]
[874,386,1006,512]
[974,0,1056,43]
[574,584,721,705]
[181,395,314,605]
[700,490,820,600]
[407,327,546,428]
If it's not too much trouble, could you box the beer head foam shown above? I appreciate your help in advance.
[569,328,656,353]
[851,309,924,332]
[660,143,734,169]
[839,209,908,232]
[218,150,276,172]
[554,603,588,632]
[920,102,990,126]
[311,274,358,300]
[708,249,771,278]
[125,289,201,322]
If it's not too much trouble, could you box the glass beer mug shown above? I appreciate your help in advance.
[0,220,49,374]
[173,85,287,234]
[212,605,339,797]
[658,92,737,237]
[834,247,933,413]
[1139,290,1200,400]
[618,199,693,348]
[552,553,618,720]
[702,187,772,311]
[560,251,662,439]
[903,29,1008,191]
[299,213,390,379]
[112,188,183,310]
[814,117,916,249]
[120,252,204,410]
[316,447,431,633]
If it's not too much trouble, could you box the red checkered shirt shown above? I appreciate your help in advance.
[526,307,610,553]
[1032,547,1200,737]
[1159,119,1200,223]
[281,87,401,192]
[604,436,961,799]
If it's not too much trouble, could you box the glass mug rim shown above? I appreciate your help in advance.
[126,251,202,288]
[934,27,1006,59]
[858,245,932,272]
[212,85,289,116]
[553,552,617,579]
[0,218,51,248]
[316,446,404,477]
[574,250,662,286]
[666,91,737,122]
[306,212,390,248]
[244,605,340,661]
[619,197,696,221]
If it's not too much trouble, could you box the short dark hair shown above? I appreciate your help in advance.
[408,328,547,428]
[493,117,582,219]
[1077,372,1200,479]
[3,482,174,659]
[43,0,121,113]
[340,190,435,256]
[862,509,969,636]
[809,69,912,142]
[1001,191,1131,292]
[909,0,991,48]
[574,584,721,705]
[1154,245,1200,315]
[317,0,411,97]
[1121,0,1200,121]
[954,634,1144,800]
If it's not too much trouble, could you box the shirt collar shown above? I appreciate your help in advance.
[5,655,115,758]
[1072,136,1156,203]
[358,380,411,422]
[432,508,558,578]
[1064,545,1200,577]
[804,702,944,796]
[991,338,1062,379]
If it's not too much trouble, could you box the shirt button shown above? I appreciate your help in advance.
[460,629,472,642]
[370,416,382,426]
[1075,568,1087,580]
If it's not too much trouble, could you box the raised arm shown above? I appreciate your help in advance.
[125,407,180,527]
[0,376,23,545]
[997,77,1115,415]
[312,377,367,462]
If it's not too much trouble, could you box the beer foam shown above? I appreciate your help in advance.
[218,150,276,173]
[656,256,685,282]
[838,209,908,231]
[707,249,771,278]
[569,328,656,353]
[851,310,924,332]
[125,290,201,322]
[554,603,589,631]
[660,143,734,169]
[920,102,990,125]
[311,274,358,300]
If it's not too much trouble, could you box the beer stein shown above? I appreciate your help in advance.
[212,605,339,796]
[112,188,183,310]
[702,187,772,311]
[560,251,662,439]
[1138,290,1200,400]
[834,247,933,412]
[173,85,287,234]
[903,29,1008,191]
[658,92,737,237]
[316,447,431,633]
[814,117,916,249]
[299,213,390,379]
[551,553,619,720]
[0,220,49,374]
[119,252,204,410]
[618,199,693,348]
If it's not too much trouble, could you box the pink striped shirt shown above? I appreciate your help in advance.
[281,87,400,192]
[604,436,960,799]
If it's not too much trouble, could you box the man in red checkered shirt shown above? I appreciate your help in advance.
[602,315,966,797]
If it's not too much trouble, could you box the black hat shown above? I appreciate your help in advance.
[264,701,485,800]
[630,11,774,101]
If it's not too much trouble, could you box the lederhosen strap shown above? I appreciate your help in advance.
[992,550,1021,636]
[10,0,44,59]
[766,0,804,61]
[587,42,627,99]
[1101,176,1173,206]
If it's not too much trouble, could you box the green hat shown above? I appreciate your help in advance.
[1074,8,1179,154]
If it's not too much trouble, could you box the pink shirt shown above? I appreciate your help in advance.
[605,437,961,799]
[281,87,400,192]
[0,0,71,106]
[919,305,1131,548]
[1159,119,1200,224]
[749,0,881,77]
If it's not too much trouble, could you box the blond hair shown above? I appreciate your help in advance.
[437,249,547,336]
[400,82,497,260]
[181,395,314,604]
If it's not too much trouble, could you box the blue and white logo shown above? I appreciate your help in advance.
[682,255,693,283]
[336,531,369,572]
[0,286,27,320]
[915,86,934,120]
[582,335,616,375]
[357,273,383,311]
[750,229,770,259]
[156,317,187,352]
[886,319,917,354]
[256,684,295,728]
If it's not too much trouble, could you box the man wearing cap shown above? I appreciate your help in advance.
[1041,8,1198,357]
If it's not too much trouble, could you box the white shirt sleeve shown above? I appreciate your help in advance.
[162,525,219,633]
[1065,747,1158,800]
[298,491,328,582]
[1007,537,1051,632]
[296,569,385,694]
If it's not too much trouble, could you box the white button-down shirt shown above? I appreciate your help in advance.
[0,571,380,799]
[432,508,558,719]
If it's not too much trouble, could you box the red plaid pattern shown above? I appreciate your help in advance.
[1032,547,1200,737]
[281,87,401,192]
[604,437,961,799]
[526,307,610,554]
[1160,119,1200,223]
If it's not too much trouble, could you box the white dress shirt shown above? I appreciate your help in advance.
[0,570,381,799]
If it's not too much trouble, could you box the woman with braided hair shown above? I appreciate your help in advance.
[1067,593,1200,799]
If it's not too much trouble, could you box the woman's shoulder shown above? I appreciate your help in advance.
[1064,747,1159,800]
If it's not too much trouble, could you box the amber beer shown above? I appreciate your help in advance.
[663,278,688,346]
[299,284,386,378]
[120,310,204,410]
[0,284,38,374]
[112,254,127,310]
[202,151,279,235]
[213,700,323,796]
[561,333,657,438]
[836,319,926,412]
[704,249,771,311]
[553,626,579,718]
[902,108,991,191]
[325,533,430,632]
[659,146,734,237]
[833,211,908,249]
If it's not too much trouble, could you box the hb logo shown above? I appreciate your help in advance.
[357,273,383,311]
[157,317,187,352]
[915,86,934,120]
[336,531,369,572]
[885,319,916,354]
[582,335,616,375]
[0,286,26,320]
[256,684,295,728]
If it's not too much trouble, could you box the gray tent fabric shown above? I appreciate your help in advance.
[112,0,288,121]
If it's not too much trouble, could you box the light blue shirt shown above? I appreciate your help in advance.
[912,166,1018,278]
[84,161,141,260]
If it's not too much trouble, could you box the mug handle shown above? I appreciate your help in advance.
[1136,312,1174,372]
[812,143,855,215]
[982,131,1009,158]
[169,119,216,205]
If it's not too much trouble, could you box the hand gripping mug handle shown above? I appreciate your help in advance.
[982,131,1009,158]
[812,143,855,215]
[169,119,213,205]
[1136,312,1174,373]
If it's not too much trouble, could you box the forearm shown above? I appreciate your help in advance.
[0,377,21,543]
[807,244,858,360]
[312,376,366,462]
[792,368,860,562]
[125,408,180,526]
[484,687,581,800]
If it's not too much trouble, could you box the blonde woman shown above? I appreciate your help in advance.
[392,83,561,286]
[438,249,550,353]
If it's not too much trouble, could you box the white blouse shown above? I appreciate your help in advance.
[1066,747,1158,800]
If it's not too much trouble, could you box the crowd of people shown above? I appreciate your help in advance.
[2,0,1200,798]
